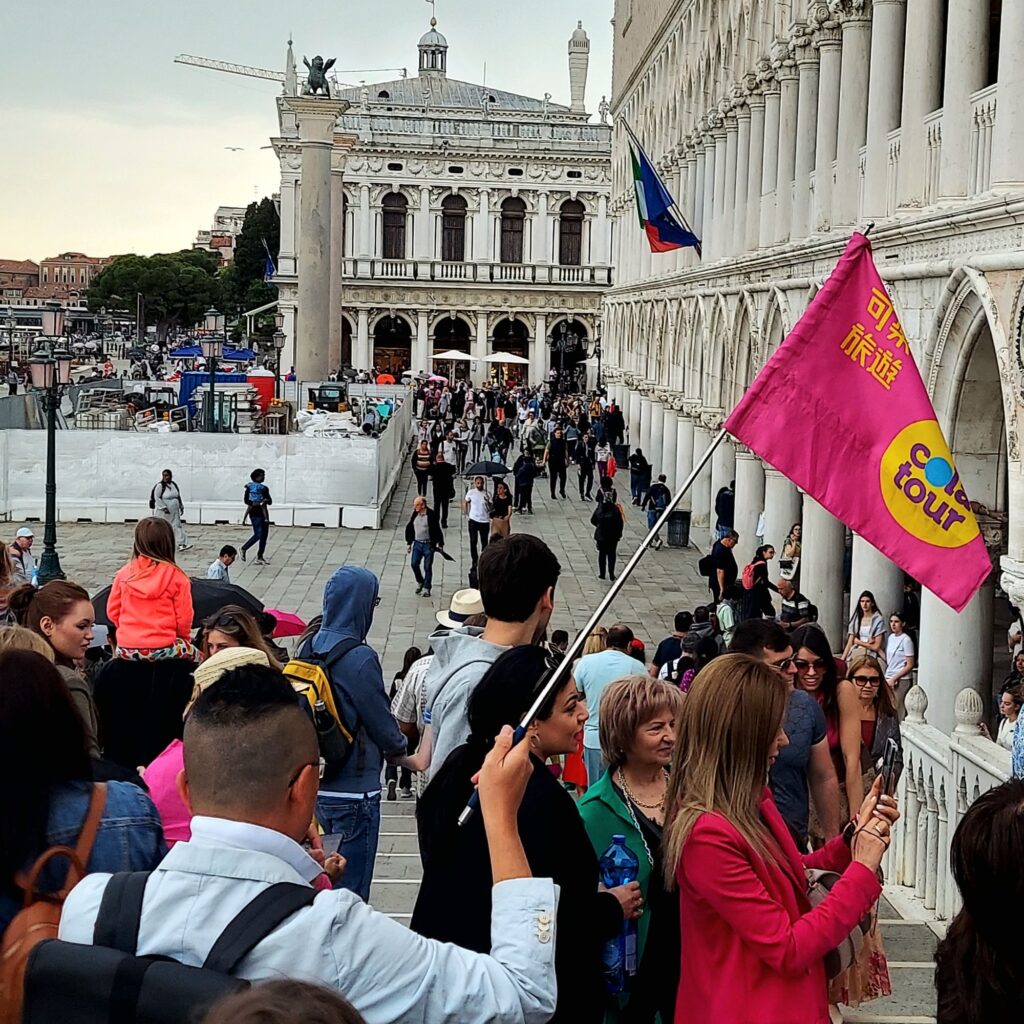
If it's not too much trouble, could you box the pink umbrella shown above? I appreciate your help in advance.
[265,608,307,638]
[428,373,448,383]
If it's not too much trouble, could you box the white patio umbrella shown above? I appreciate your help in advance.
[433,349,472,361]
[484,352,530,364]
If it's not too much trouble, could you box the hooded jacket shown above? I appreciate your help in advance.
[302,566,406,795]
[423,626,509,779]
[107,557,193,649]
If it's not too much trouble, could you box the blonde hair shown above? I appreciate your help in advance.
[581,627,608,657]
[599,675,685,769]
[662,654,788,887]
[0,625,56,661]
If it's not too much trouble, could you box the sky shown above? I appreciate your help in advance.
[0,0,613,262]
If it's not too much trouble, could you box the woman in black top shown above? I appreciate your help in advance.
[489,479,513,538]
[739,544,778,620]
[592,492,625,581]
[410,441,432,497]
[413,646,642,1024]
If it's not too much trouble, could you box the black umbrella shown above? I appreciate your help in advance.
[92,578,264,629]
[463,460,510,478]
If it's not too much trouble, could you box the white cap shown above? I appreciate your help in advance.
[15,527,34,538]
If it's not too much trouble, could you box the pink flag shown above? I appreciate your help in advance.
[724,233,990,612]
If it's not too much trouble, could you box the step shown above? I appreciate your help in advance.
[369,878,422,916]
[373,854,424,880]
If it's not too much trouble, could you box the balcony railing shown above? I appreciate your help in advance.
[331,258,609,286]
[886,128,901,217]
[923,109,943,205]
[969,84,998,195]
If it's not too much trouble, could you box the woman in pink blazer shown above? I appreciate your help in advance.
[664,654,898,1024]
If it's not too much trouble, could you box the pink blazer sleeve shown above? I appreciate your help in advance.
[173,571,194,641]
[681,821,881,976]
[804,833,854,874]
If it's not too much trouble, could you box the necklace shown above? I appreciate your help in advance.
[617,767,668,811]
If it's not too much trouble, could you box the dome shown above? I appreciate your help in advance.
[418,17,448,77]
[419,17,448,49]
[571,21,588,44]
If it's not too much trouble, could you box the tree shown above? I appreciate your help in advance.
[87,249,221,346]
[223,197,280,335]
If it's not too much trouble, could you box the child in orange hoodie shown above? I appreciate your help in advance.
[108,517,199,661]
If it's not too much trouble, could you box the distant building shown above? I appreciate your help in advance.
[194,205,248,263]
[0,259,40,302]
[39,253,108,291]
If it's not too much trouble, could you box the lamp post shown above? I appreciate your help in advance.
[202,306,225,432]
[593,334,603,390]
[273,330,286,399]
[30,306,72,584]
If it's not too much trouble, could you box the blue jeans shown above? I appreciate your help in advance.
[630,471,648,502]
[583,747,605,786]
[316,793,381,902]
[647,508,662,535]
[410,540,434,590]
[242,515,269,558]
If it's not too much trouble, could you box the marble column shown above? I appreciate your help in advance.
[640,396,654,463]
[801,497,847,651]
[536,191,551,265]
[746,91,766,250]
[357,183,372,258]
[917,582,995,735]
[354,307,370,369]
[328,167,344,371]
[863,0,907,220]
[474,317,489,385]
[774,56,800,244]
[759,78,781,245]
[693,135,707,237]
[415,310,430,376]
[722,112,739,258]
[278,176,298,276]
[762,468,802,554]
[939,0,989,199]
[701,128,718,261]
[812,18,843,231]
[792,37,820,240]
[414,185,431,260]
[991,0,1024,188]
[286,96,347,382]
[532,313,547,386]
[649,400,665,481]
[898,0,946,207]
[675,413,695,511]
[691,422,714,530]
[849,535,904,627]
[661,404,678,489]
[833,9,872,226]
[709,434,736,543]
[474,189,491,262]
[734,449,766,562]
[733,99,752,254]
[628,388,642,449]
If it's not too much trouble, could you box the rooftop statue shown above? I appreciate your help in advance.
[303,55,336,97]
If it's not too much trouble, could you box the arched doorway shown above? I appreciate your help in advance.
[548,318,589,392]
[432,315,472,380]
[340,315,353,370]
[372,315,412,376]
[491,318,530,384]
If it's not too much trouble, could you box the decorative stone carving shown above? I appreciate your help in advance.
[1000,556,1024,612]
[904,683,928,724]
[953,687,985,735]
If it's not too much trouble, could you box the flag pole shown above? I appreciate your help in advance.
[458,427,729,825]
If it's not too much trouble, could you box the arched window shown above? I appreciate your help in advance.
[558,199,585,266]
[441,194,467,262]
[500,197,526,264]
[382,193,408,260]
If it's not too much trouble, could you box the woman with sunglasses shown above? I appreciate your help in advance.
[201,605,281,666]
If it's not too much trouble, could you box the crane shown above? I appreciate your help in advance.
[173,53,408,86]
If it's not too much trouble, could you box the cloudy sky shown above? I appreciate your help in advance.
[1,0,612,262]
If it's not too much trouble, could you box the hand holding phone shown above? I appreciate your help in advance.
[879,737,899,796]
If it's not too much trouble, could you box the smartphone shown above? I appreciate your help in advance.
[879,737,899,796]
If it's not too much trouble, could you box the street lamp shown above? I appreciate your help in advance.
[593,334,603,390]
[40,300,65,340]
[273,329,286,399]
[29,338,73,585]
[201,332,224,432]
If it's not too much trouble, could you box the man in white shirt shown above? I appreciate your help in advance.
[8,527,35,585]
[464,475,493,569]
[573,624,640,784]
[206,545,237,583]
[59,666,557,1024]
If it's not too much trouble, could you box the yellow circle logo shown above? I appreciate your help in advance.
[879,421,980,548]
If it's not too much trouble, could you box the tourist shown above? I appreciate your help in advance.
[934,779,1024,1024]
[715,585,740,648]
[706,529,739,603]
[425,537,558,779]
[0,649,165,934]
[512,450,539,514]
[664,654,898,1024]
[579,674,685,1023]
[641,473,671,549]
[730,619,840,848]
[650,611,692,678]
[149,469,192,551]
[405,495,443,599]
[429,451,457,529]
[596,473,618,505]
[995,686,1021,751]
[58,666,560,1024]
[258,612,291,664]
[414,645,641,1024]
[777,576,813,631]
[591,491,624,582]
[738,544,778,621]
[842,590,886,665]
[441,430,458,467]
[0,542,15,624]
[206,544,237,583]
[464,475,493,567]
[486,418,512,462]
[489,479,513,538]
[999,650,1024,704]
[201,606,280,664]
[453,418,470,472]
[574,624,638,784]
[9,526,36,585]
[713,479,735,541]
[627,448,651,505]
[595,438,612,480]
[0,623,54,660]
[298,565,407,900]
[574,434,595,500]
[203,980,367,1024]
[605,402,625,446]
[240,468,273,565]
[782,522,802,562]
[544,426,569,499]
[11,581,101,757]
[385,647,422,801]
[884,611,916,715]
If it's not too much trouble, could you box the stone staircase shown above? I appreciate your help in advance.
[370,797,422,925]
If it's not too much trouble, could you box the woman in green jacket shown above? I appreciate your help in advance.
[578,674,685,1023]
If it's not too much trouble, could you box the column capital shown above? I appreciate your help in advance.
[834,0,873,27]
[700,407,725,431]
[792,25,820,67]
[734,445,759,459]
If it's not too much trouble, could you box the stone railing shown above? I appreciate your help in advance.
[889,683,1010,922]
[923,109,944,206]
[886,128,902,217]
[969,84,998,195]
[335,259,607,287]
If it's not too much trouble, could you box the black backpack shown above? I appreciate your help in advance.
[23,872,315,1024]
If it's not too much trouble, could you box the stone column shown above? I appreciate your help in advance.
[536,191,551,265]
[701,125,718,260]
[286,96,348,382]
[414,185,431,261]
[812,13,843,231]
[354,307,371,369]
[863,0,907,220]
[898,0,946,207]
[278,175,298,276]
[762,468,802,553]
[849,535,904,627]
[532,313,547,386]
[712,121,728,260]
[802,497,847,650]
[834,6,872,226]
[328,166,344,372]
[734,449,766,562]
[939,0,989,199]
[792,32,820,239]
[759,75,781,245]
[774,50,800,244]
[675,413,695,511]
[649,398,665,481]
[357,183,372,258]
[693,133,708,237]
[746,91,766,249]
[640,395,654,463]
[628,388,642,449]
[474,188,491,262]
[474,317,489,385]
[691,421,714,531]
[722,110,739,258]
[709,430,736,543]
[661,403,678,489]
[918,582,995,735]
[991,0,1024,189]
[415,310,430,376]
[594,194,609,265]
[733,97,752,254]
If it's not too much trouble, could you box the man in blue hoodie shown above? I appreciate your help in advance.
[300,565,407,901]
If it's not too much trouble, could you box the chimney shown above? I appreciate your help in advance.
[568,21,589,115]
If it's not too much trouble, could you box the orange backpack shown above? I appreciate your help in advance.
[0,784,106,1024]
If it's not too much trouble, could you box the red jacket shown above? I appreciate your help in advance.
[675,790,881,1024]
[108,557,193,650]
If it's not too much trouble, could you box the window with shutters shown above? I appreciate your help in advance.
[558,199,585,266]
[381,193,408,260]
[441,194,467,262]
[500,197,526,264]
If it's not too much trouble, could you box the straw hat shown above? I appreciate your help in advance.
[435,588,484,629]
[185,646,271,718]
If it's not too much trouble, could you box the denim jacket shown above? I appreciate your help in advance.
[0,779,167,933]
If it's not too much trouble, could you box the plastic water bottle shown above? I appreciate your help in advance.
[30,566,39,588]
[599,834,640,994]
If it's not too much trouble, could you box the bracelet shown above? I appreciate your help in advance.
[842,820,857,847]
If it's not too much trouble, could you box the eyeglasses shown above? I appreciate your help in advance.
[287,758,325,787]
[768,657,794,672]
[852,675,882,686]
[373,596,382,607]
[793,658,827,671]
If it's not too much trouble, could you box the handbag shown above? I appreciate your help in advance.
[805,868,875,980]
